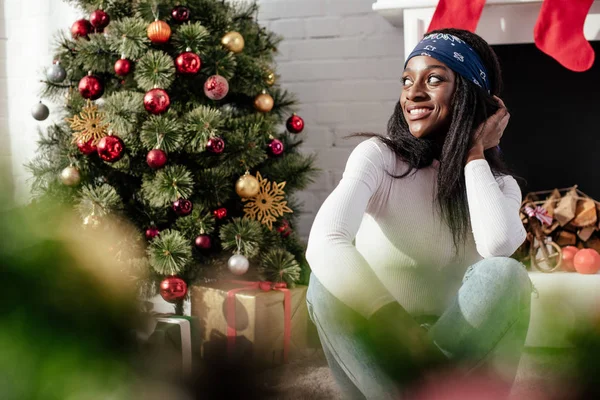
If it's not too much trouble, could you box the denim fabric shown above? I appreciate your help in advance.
[306,257,532,399]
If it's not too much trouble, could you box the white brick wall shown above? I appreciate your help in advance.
[258,0,403,239]
[1,0,79,201]
[1,0,404,240]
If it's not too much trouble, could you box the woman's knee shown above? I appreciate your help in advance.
[474,257,532,296]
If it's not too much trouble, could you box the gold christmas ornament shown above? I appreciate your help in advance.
[235,171,260,198]
[60,166,81,186]
[254,92,274,113]
[221,31,245,53]
[265,70,276,86]
[242,171,292,230]
[66,100,109,145]
[147,20,171,44]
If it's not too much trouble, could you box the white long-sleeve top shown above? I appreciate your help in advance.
[305,138,526,319]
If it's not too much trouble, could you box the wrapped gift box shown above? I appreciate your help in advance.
[190,282,320,368]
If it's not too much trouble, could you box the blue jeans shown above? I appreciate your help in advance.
[306,257,532,400]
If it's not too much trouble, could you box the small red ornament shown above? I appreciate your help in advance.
[97,135,125,162]
[71,19,92,39]
[159,276,187,303]
[78,74,104,100]
[145,227,160,240]
[195,234,212,250]
[286,114,304,134]
[574,248,600,274]
[213,207,228,220]
[114,58,132,76]
[268,138,284,156]
[147,20,171,44]
[204,75,229,100]
[146,149,167,169]
[144,88,170,115]
[173,199,193,216]
[171,6,190,23]
[90,9,110,30]
[277,219,292,238]
[77,138,97,155]
[175,51,201,75]
[206,137,225,154]
[561,246,578,272]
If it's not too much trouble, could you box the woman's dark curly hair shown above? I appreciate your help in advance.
[353,28,516,253]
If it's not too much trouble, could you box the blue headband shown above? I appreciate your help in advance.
[405,33,490,93]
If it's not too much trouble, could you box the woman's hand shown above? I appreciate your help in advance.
[469,96,510,154]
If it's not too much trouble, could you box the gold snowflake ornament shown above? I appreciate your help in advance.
[242,172,292,230]
[66,100,109,145]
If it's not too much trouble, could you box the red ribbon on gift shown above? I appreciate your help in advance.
[525,205,553,226]
[225,280,292,363]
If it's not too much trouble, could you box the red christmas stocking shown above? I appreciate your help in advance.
[427,0,486,33]
[534,0,595,72]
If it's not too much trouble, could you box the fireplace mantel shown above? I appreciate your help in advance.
[373,0,600,59]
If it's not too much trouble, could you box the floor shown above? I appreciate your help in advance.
[257,347,578,400]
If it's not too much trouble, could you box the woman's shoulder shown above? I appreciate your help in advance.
[350,136,396,167]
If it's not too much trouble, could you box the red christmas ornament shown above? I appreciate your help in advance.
[78,74,104,100]
[213,207,228,220]
[206,137,225,154]
[71,19,92,39]
[77,138,97,155]
[90,9,110,30]
[286,114,304,134]
[171,6,190,23]
[159,276,187,303]
[574,248,600,274]
[114,58,132,76]
[144,88,170,115]
[195,234,212,250]
[204,75,229,100]
[277,219,292,238]
[173,199,193,216]
[145,227,160,240]
[146,149,167,169]
[175,51,201,75]
[97,135,125,162]
[268,138,284,156]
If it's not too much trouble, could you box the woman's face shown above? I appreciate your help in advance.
[401,56,456,139]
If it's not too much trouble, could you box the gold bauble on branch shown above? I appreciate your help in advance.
[147,20,171,44]
[254,91,274,113]
[236,171,260,198]
[221,31,245,53]
[265,70,276,86]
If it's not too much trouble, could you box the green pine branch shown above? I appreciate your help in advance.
[258,248,301,287]
[103,91,145,136]
[261,152,319,193]
[74,33,114,73]
[175,207,216,238]
[141,165,194,208]
[147,229,191,276]
[183,105,224,153]
[171,21,210,53]
[140,110,184,151]
[76,184,123,220]
[134,50,176,91]
[219,217,264,258]
[108,16,151,60]
[191,168,233,209]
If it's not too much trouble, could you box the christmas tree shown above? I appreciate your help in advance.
[27,0,318,314]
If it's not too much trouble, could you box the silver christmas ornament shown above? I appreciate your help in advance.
[47,63,67,83]
[31,102,49,121]
[60,166,81,186]
[227,254,249,275]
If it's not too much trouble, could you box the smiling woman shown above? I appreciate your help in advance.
[305,28,531,399]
